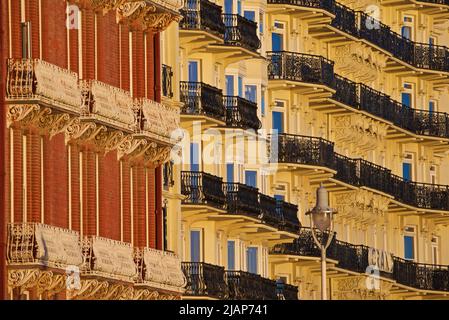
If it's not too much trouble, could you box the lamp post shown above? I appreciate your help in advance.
[305,184,337,300]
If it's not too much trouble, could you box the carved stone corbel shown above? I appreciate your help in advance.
[7,104,41,128]
[8,269,40,293]
[143,144,172,167]
[116,1,181,32]
[64,117,107,144]
[94,130,127,153]
[117,135,155,160]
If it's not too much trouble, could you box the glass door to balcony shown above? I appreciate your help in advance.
[245,170,257,188]
[190,143,200,202]
[247,247,258,274]
[227,240,236,270]
[272,111,284,134]
[272,33,283,51]
[226,75,234,96]
[224,0,233,14]
[191,230,202,262]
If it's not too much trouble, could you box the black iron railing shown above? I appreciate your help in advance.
[162,64,173,98]
[182,262,228,298]
[180,0,226,37]
[393,258,449,292]
[274,133,336,168]
[180,81,226,122]
[271,228,449,292]
[163,160,175,190]
[223,14,261,52]
[272,133,449,211]
[226,271,278,300]
[181,171,227,209]
[268,52,449,138]
[277,282,299,300]
[267,51,335,87]
[276,200,300,233]
[224,182,261,217]
[267,0,449,72]
[181,171,300,231]
[224,96,261,131]
[259,193,281,228]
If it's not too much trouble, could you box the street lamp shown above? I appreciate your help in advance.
[305,184,337,300]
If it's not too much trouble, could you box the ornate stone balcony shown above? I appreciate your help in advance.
[6,223,185,300]
[73,0,184,32]
[268,52,449,141]
[271,133,449,211]
[271,227,449,293]
[6,58,180,165]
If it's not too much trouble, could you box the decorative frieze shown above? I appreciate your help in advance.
[333,43,387,83]
[333,189,390,226]
[331,276,393,300]
[333,114,388,156]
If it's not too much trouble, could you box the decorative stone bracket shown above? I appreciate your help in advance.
[72,0,183,32]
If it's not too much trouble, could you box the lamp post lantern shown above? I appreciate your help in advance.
[305,184,337,300]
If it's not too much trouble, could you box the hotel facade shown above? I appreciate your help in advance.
[2,0,449,300]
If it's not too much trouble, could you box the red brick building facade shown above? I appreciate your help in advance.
[0,0,184,300]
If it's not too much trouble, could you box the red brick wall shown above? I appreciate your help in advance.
[70,143,81,232]
[99,151,120,240]
[43,133,68,228]
[97,11,120,87]
[1,0,7,300]
[41,0,68,68]
[3,0,163,251]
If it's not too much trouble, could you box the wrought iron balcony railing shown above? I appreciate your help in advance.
[181,262,228,299]
[162,64,173,99]
[180,81,226,122]
[272,133,449,211]
[277,282,299,300]
[223,14,261,52]
[272,227,449,292]
[225,182,261,217]
[180,0,226,37]
[273,133,336,169]
[276,200,301,233]
[268,53,449,138]
[226,270,278,300]
[393,258,449,292]
[259,193,281,228]
[224,96,261,131]
[267,51,335,87]
[267,0,449,72]
[181,171,227,209]
[181,171,300,231]
[163,160,175,190]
